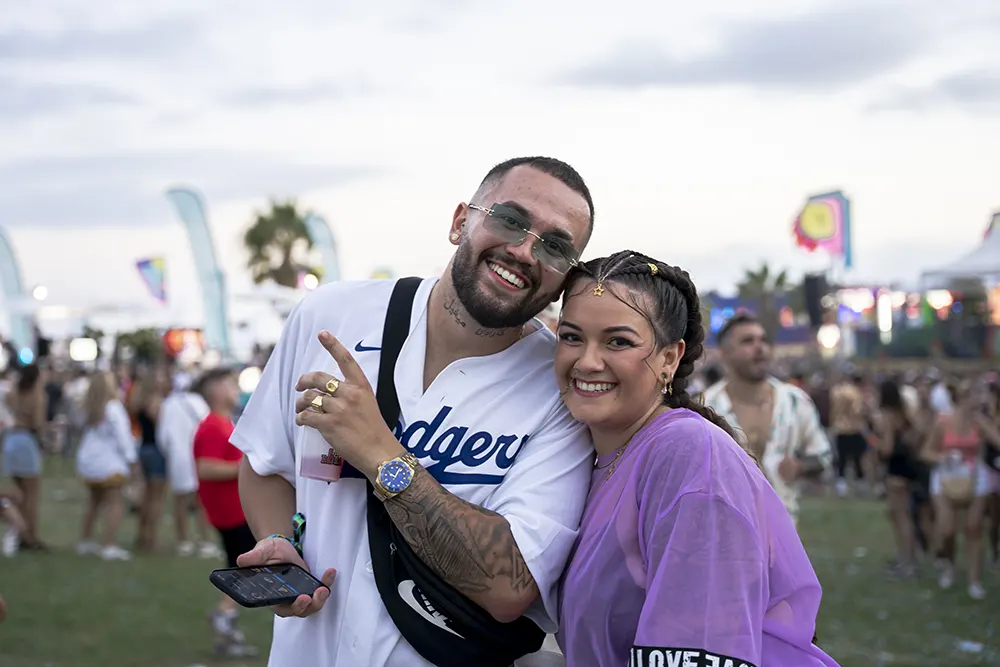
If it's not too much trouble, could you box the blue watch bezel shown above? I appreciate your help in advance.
[378,458,414,494]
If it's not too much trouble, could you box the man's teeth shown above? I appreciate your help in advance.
[574,380,616,393]
[487,262,526,289]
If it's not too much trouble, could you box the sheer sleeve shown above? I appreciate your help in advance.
[632,491,766,667]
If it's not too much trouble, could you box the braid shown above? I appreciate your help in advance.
[567,250,760,467]
[656,265,762,468]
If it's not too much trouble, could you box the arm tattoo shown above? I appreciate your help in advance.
[443,297,467,328]
[384,467,538,604]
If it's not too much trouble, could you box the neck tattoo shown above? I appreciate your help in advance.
[443,296,466,328]
[475,327,506,338]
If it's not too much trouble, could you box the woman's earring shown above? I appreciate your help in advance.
[450,232,460,242]
[661,373,672,396]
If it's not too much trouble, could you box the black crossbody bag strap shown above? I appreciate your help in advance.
[364,277,544,667]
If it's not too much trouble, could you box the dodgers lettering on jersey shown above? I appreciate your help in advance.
[394,406,530,484]
[629,647,756,667]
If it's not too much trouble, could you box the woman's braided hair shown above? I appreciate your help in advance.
[566,250,754,457]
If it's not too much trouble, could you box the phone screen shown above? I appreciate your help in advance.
[212,564,322,605]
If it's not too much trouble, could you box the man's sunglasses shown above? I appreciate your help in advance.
[468,203,580,275]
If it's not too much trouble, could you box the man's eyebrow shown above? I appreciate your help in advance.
[497,200,575,244]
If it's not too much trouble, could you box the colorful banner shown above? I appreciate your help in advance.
[0,225,32,354]
[792,191,853,269]
[135,257,167,304]
[303,213,341,283]
[165,187,232,359]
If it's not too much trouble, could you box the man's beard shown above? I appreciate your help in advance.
[450,243,554,329]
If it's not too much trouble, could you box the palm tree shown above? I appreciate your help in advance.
[737,262,790,335]
[243,199,318,288]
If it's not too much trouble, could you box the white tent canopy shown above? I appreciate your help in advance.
[921,227,1000,287]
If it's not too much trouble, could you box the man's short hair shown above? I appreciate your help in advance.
[716,312,762,345]
[192,367,234,400]
[478,156,595,234]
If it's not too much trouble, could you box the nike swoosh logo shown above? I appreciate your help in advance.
[354,341,381,352]
[397,580,463,638]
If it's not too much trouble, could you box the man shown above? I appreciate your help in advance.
[232,157,595,666]
[829,372,871,497]
[702,313,832,527]
[193,368,258,657]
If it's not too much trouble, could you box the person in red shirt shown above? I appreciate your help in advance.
[193,368,257,658]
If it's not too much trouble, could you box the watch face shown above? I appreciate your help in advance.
[378,460,413,494]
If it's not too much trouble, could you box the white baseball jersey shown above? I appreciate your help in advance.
[230,277,593,667]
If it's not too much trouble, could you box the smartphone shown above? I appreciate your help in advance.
[209,563,325,608]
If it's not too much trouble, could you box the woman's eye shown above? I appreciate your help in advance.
[558,332,580,343]
[608,337,633,348]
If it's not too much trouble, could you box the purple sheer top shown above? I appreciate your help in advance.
[557,409,840,667]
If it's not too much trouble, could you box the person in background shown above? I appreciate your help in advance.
[158,373,216,558]
[62,368,91,459]
[928,368,953,414]
[703,313,832,528]
[922,380,1000,600]
[875,379,921,578]
[982,380,1000,570]
[192,368,258,658]
[1,364,48,550]
[908,376,937,561]
[830,373,871,497]
[75,371,138,561]
[131,368,171,552]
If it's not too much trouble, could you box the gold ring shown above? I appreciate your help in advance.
[310,394,324,412]
[325,378,340,395]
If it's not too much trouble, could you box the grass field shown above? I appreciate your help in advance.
[1,458,998,667]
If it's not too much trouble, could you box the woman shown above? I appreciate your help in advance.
[921,380,1000,599]
[131,367,171,552]
[555,251,837,667]
[75,371,137,560]
[982,380,1000,570]
[875,379,920,577]
[1,364,48,550]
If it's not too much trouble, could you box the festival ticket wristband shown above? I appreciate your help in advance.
[266,512,306,558]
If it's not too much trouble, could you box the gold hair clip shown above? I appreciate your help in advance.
[648,263,658,275]
[592,254,634,297]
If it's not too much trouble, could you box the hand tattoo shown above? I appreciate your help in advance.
[383,467,538,604]
[443,297,466,328]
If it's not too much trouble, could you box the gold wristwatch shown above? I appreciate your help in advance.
[373,452,420,501]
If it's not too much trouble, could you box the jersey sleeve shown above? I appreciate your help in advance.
[229,300,307,485]
[482,401,592,632]
[634,489,766,667]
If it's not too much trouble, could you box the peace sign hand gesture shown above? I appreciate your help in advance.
[294,331,405,480]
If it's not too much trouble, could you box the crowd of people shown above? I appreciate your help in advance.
[0,155,998,666]
[0,361,259,656]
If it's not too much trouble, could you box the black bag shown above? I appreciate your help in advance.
[366,277,546,667]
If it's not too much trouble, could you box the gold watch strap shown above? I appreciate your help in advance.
[374,453,420,501]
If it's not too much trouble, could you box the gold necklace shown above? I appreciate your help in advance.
[594,444,628,478]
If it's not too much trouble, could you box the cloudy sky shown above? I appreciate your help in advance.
[2,0,1000,340]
